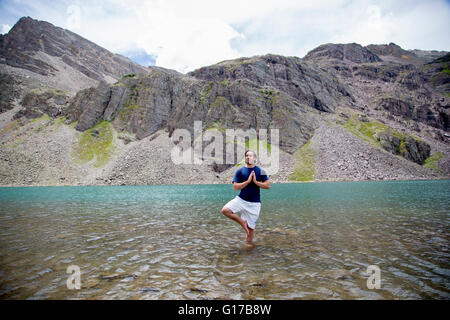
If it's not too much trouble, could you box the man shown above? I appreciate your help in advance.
[221,150,270,243]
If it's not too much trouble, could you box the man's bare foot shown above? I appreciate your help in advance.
[244,241,256,250]
[246,227,254,243]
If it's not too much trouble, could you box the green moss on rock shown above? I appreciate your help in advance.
[424,152,444,173]
[118,103,143,122]
[210,96,231,109]
[342,114,388,147]
[288,139,316,182]
[71,120,115,167]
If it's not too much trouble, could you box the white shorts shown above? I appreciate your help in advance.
[224,196,261,229]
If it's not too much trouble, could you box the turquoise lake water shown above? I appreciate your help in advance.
[0,180,449,299]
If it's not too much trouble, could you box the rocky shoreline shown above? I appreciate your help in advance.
[1,176,449,188]
[0,111,447,187]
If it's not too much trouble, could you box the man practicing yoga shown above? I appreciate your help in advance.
[221,150,270,243]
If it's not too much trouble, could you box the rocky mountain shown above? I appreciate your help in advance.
[304,43,382,64]
[0,17,449,186]
[0,17,149,113]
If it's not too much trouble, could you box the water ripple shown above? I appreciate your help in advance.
[0,181,449,299]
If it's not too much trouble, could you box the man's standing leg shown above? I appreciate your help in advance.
[221,206,250,237]
[247,227,255,243]
[243,203,260,244]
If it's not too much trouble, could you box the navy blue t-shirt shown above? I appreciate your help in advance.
[232,166,269,203]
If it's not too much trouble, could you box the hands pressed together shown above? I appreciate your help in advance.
[234,169,269,191]
[247,170,257,184]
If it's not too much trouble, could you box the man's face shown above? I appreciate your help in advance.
[245,151,256,165]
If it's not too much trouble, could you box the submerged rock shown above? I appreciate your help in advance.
[140,287,160,293]
[189,287,208,293]
[327,269,356,281]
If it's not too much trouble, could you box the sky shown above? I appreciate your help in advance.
[1,0,449,73]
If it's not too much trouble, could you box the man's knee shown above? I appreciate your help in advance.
[221,207,232,215]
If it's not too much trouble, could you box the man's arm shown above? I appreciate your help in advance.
[233,171,254,191]
[253,179,270,189]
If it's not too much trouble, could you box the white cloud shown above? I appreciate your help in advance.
[326,1,450,51]
[1,0,449,72]
[54,0,248,73]
[229,0,450,58]
[132,2,244,73]
[1,24,12,34]
[324,4,398,46]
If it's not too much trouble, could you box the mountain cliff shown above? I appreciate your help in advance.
[0,17,149,113]
[0,17,449,186]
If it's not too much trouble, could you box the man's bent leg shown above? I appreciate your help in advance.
[221,207,249,236]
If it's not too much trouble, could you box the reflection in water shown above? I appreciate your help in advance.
[0,180,449,299]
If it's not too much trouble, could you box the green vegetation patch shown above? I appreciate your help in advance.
[71,120,115,167]
[52,116,67,129]
[342,113,433,165]
[118,103,143,122]
[288,139,316,182]
[0,137,23,149]
[0,120,19,136]
[342,114,389,148]
[30,114,51,124]
[224,57,259,72]
[341,113,417,149]
[129,86,139,99]
[1,115,52,149]
[200,82,214,103]
[29,87,68,96]
[68,120,78,128]
[442,63,450,76]
[431,62,450,87]
[112,81,126,87]
[210,96,231,110]
[424,152,444,173]
[257,87,280,105]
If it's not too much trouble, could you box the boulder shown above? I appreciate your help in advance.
[13,88,69,119]
[379,129,430,165]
